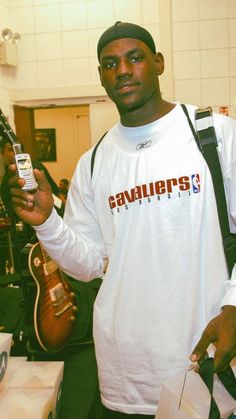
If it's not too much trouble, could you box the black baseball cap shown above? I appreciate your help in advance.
[97,21,157,62]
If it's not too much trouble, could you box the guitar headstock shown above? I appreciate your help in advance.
[0,108,18,146]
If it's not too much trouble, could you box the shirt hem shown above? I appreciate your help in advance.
[101,395,158,415]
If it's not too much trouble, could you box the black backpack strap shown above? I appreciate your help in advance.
[90,131,107,178]
[181,104,202,152]
[198,358,221,419]
[181,104,236,276]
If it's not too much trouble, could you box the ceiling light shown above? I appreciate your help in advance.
[2,29,13,42]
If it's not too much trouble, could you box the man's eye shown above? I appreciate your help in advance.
[130,56,142,63]
[103,61,116,69]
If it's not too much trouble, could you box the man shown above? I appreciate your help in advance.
[58,178,69,204]
[9,22,236,417]
[35,130,55,161]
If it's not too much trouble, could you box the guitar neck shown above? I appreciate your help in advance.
[40,242,58,275]
[0,108,21,148]
[40,242,50,263]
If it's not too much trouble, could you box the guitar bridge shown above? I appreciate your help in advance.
[54,302,73,317]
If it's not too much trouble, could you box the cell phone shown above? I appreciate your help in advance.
[13,144,38,191]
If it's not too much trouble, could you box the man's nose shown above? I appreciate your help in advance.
[116,58,132,78]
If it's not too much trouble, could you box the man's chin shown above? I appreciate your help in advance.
[117,100,144,114]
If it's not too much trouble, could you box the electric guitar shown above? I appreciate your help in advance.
[28,241,77,352]
[0,108,78,351]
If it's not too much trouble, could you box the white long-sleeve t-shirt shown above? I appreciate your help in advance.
[35,103,236,414]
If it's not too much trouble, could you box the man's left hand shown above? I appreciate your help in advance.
[190,305,236,372]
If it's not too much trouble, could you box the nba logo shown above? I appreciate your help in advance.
[191,174,200,193]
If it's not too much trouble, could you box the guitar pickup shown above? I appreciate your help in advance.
[49,283,66,303]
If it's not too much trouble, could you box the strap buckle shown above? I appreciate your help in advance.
[195,107,217,147]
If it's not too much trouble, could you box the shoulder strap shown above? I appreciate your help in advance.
[90,131,107,178]
[181,104,236,276]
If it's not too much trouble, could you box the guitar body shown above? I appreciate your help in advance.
[28,242,77,352]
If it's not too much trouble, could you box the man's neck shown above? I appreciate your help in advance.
[119,99,176,127]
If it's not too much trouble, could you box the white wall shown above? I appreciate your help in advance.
[0,0,12,119]
[90,102,119,146]
[6,0,160,103]
[171,0,236,117]
[3,0,161,144]
[0,0,235,142]
[34,106,91,183]
[0,0,10,180]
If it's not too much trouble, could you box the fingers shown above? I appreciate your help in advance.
[213,335,236,372]
[190,352,209,373]
[11,187,34,208]
[8,172,25,189]
[34,169,52,193]
[190,311,236,372]
[214,348,232,372]
[8,163,17,173]
[190,331,213,364]
[9,168,51,195]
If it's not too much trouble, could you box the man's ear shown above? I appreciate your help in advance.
[98,66,104,86]
[155,52,165,76]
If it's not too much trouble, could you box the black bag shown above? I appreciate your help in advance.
[66,276,102,346]
[0,274,29,354]
[199,357,236,419]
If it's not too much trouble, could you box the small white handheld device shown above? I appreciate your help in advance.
[13,144,38,191]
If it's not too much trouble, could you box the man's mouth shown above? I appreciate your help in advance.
[116,82,139,95]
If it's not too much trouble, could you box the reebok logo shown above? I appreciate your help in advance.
[136,140,152,150]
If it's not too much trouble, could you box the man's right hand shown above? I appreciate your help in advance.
[9,165,54,226]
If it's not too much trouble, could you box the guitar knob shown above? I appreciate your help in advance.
[70,316,76,322]
[72,305,77,312]
[70,292,76,298]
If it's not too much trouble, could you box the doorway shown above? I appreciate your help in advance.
[14,104,91,184]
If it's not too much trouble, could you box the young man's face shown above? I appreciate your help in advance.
[59,181,68,192]
[99,38,159,114]
[1,142,14,166]
[35,133,50,158]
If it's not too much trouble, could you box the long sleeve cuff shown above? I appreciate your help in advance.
[221,264,236,307]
